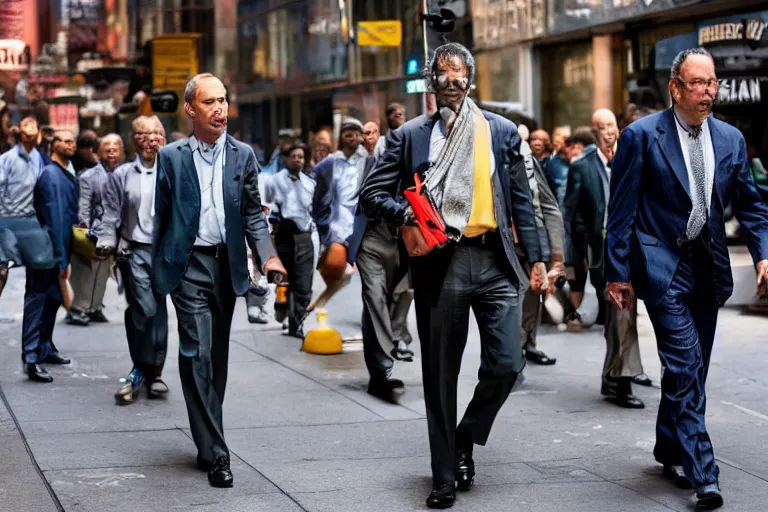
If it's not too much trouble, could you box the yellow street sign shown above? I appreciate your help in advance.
[357,21,402,47]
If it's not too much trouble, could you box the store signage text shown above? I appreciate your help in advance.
[406,79,427,94]
[0,39,28,71]
[717,78,762,105]
[699,19,766,46]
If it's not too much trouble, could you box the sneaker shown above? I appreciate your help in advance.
[66,310,90,326]
[247,306,269,324]
[115,368,144,405]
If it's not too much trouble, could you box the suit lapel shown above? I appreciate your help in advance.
[223,136,239,201]
[179,142,200,196]
[413,114,439,175]
[707,118,733,203]
[657,108,691,199]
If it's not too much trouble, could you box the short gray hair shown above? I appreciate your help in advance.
[670,48,713,79]
[184,73,216,104]
[429,43,476,86]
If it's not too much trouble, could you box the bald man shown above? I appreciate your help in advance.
[362,121,380,154]
[562,108,646,409]
[68,133,125,325]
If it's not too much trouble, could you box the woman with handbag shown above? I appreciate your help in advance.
[68,134,124,325]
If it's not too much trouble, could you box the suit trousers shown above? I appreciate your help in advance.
[646,239,719,491]
[602,299,644,380]
[274,226,314,330]
[70,253,113,314]
[21,267,61,364]
[118,245,168,373]
[171,248,237,463]
[415,244,522,487]
[520,290,543,351]
[357,223,411,381]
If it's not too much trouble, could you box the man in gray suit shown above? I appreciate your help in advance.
[152,73,286,488]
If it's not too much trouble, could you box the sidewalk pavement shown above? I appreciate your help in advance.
[1,265,768,512]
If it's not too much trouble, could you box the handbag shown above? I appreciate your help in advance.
[0,217,56,270]
[403,173,450,252]
[72,226,97,260]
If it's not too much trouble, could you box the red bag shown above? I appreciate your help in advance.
[403,173,450,249]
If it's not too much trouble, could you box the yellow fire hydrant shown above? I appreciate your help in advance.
[302,310,343,355]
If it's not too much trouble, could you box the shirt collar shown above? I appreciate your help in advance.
[189,132,228,154]
[596,148,609,168]
[16,143,38,161]
[134,156,157,174]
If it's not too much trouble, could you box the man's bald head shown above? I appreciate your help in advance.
[592,109,618,160]
[99,133,124,171]
[362,121,380,153]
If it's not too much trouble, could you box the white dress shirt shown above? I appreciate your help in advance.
[674,111,716,215]
[133,157,157,244]
[429,120,495,174]
[266,169,315,232]
[189,133,228,246]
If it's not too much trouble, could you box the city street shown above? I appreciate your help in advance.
[1,261,768,512]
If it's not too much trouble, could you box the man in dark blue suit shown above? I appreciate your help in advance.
[606,48,768,510]
[152,73,286,488]
[23,130,78,382]
[361,43,546,509]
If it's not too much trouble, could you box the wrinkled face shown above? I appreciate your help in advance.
[286,148,305,172]
[362,122,379,153]
[670,54,718,125]
[340,129,362,152]
[529,130,550,159]
[186,77,228,141]
[434,56,469,113]
[53,131,76,159]
[388,108,405,129]
[99,139,122,171]
[593,112,618,159]
[19,118,39,147]
[133,122,166,162]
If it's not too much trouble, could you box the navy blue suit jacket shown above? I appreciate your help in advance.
[606,108,768,307]
[152,135,276,297]
[35,163,79,271]
[359,111,542,304]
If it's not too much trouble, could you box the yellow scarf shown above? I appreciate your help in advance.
[463,112,497,238]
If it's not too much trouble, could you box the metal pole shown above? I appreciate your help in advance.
[422,0,429,68]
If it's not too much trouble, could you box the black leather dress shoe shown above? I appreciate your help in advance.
[696,485,723,510]
[456,446,475,491]
[26,364,53,383]
[632,373,653,387]
[603,378,645,409]
[426,484,456,509]
[42,353,71,365]
[66,310,90,326]
[208,457,233,488]
[614,393,645,409]
[524,348,556,365]
[662,464,692,489]
[89,310,109,323]
[367,378,405,403]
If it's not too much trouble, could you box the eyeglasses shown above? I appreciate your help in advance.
[435,74,469,91]
[676,77,719,92]
[134,132,165,143]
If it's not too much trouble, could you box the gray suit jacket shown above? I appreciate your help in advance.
[78,163,109,234]
[152,135,276,296]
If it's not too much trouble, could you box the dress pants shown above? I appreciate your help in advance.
[70,252,113,314]
[118,245,168,374]
[520,290,542,351]
[357,223,411,381]
[602,299,644,380]
[414,243,522,487]
[646,238,719,491]
[171,248,237,463]
[274,223,314,330]
[21,267,61,364]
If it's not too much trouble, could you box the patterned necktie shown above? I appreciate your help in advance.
[685,125,707,240]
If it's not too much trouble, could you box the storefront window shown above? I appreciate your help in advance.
[476,46,521,102]
[540,41,593,130]
[307,0,348,82]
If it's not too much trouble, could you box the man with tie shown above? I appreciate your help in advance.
[606,48,768,510]
[152,73,286,488]
[562,109,648,409]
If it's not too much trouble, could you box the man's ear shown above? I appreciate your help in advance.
[185,102,195,118]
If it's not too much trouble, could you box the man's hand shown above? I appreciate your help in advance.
[545,262,565,299]
[61,265,70,280]
[529,261,548,295]
[757,259,768,297]
[263,255,287,278]
[607,281,635,310]
[401,226,431,257]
